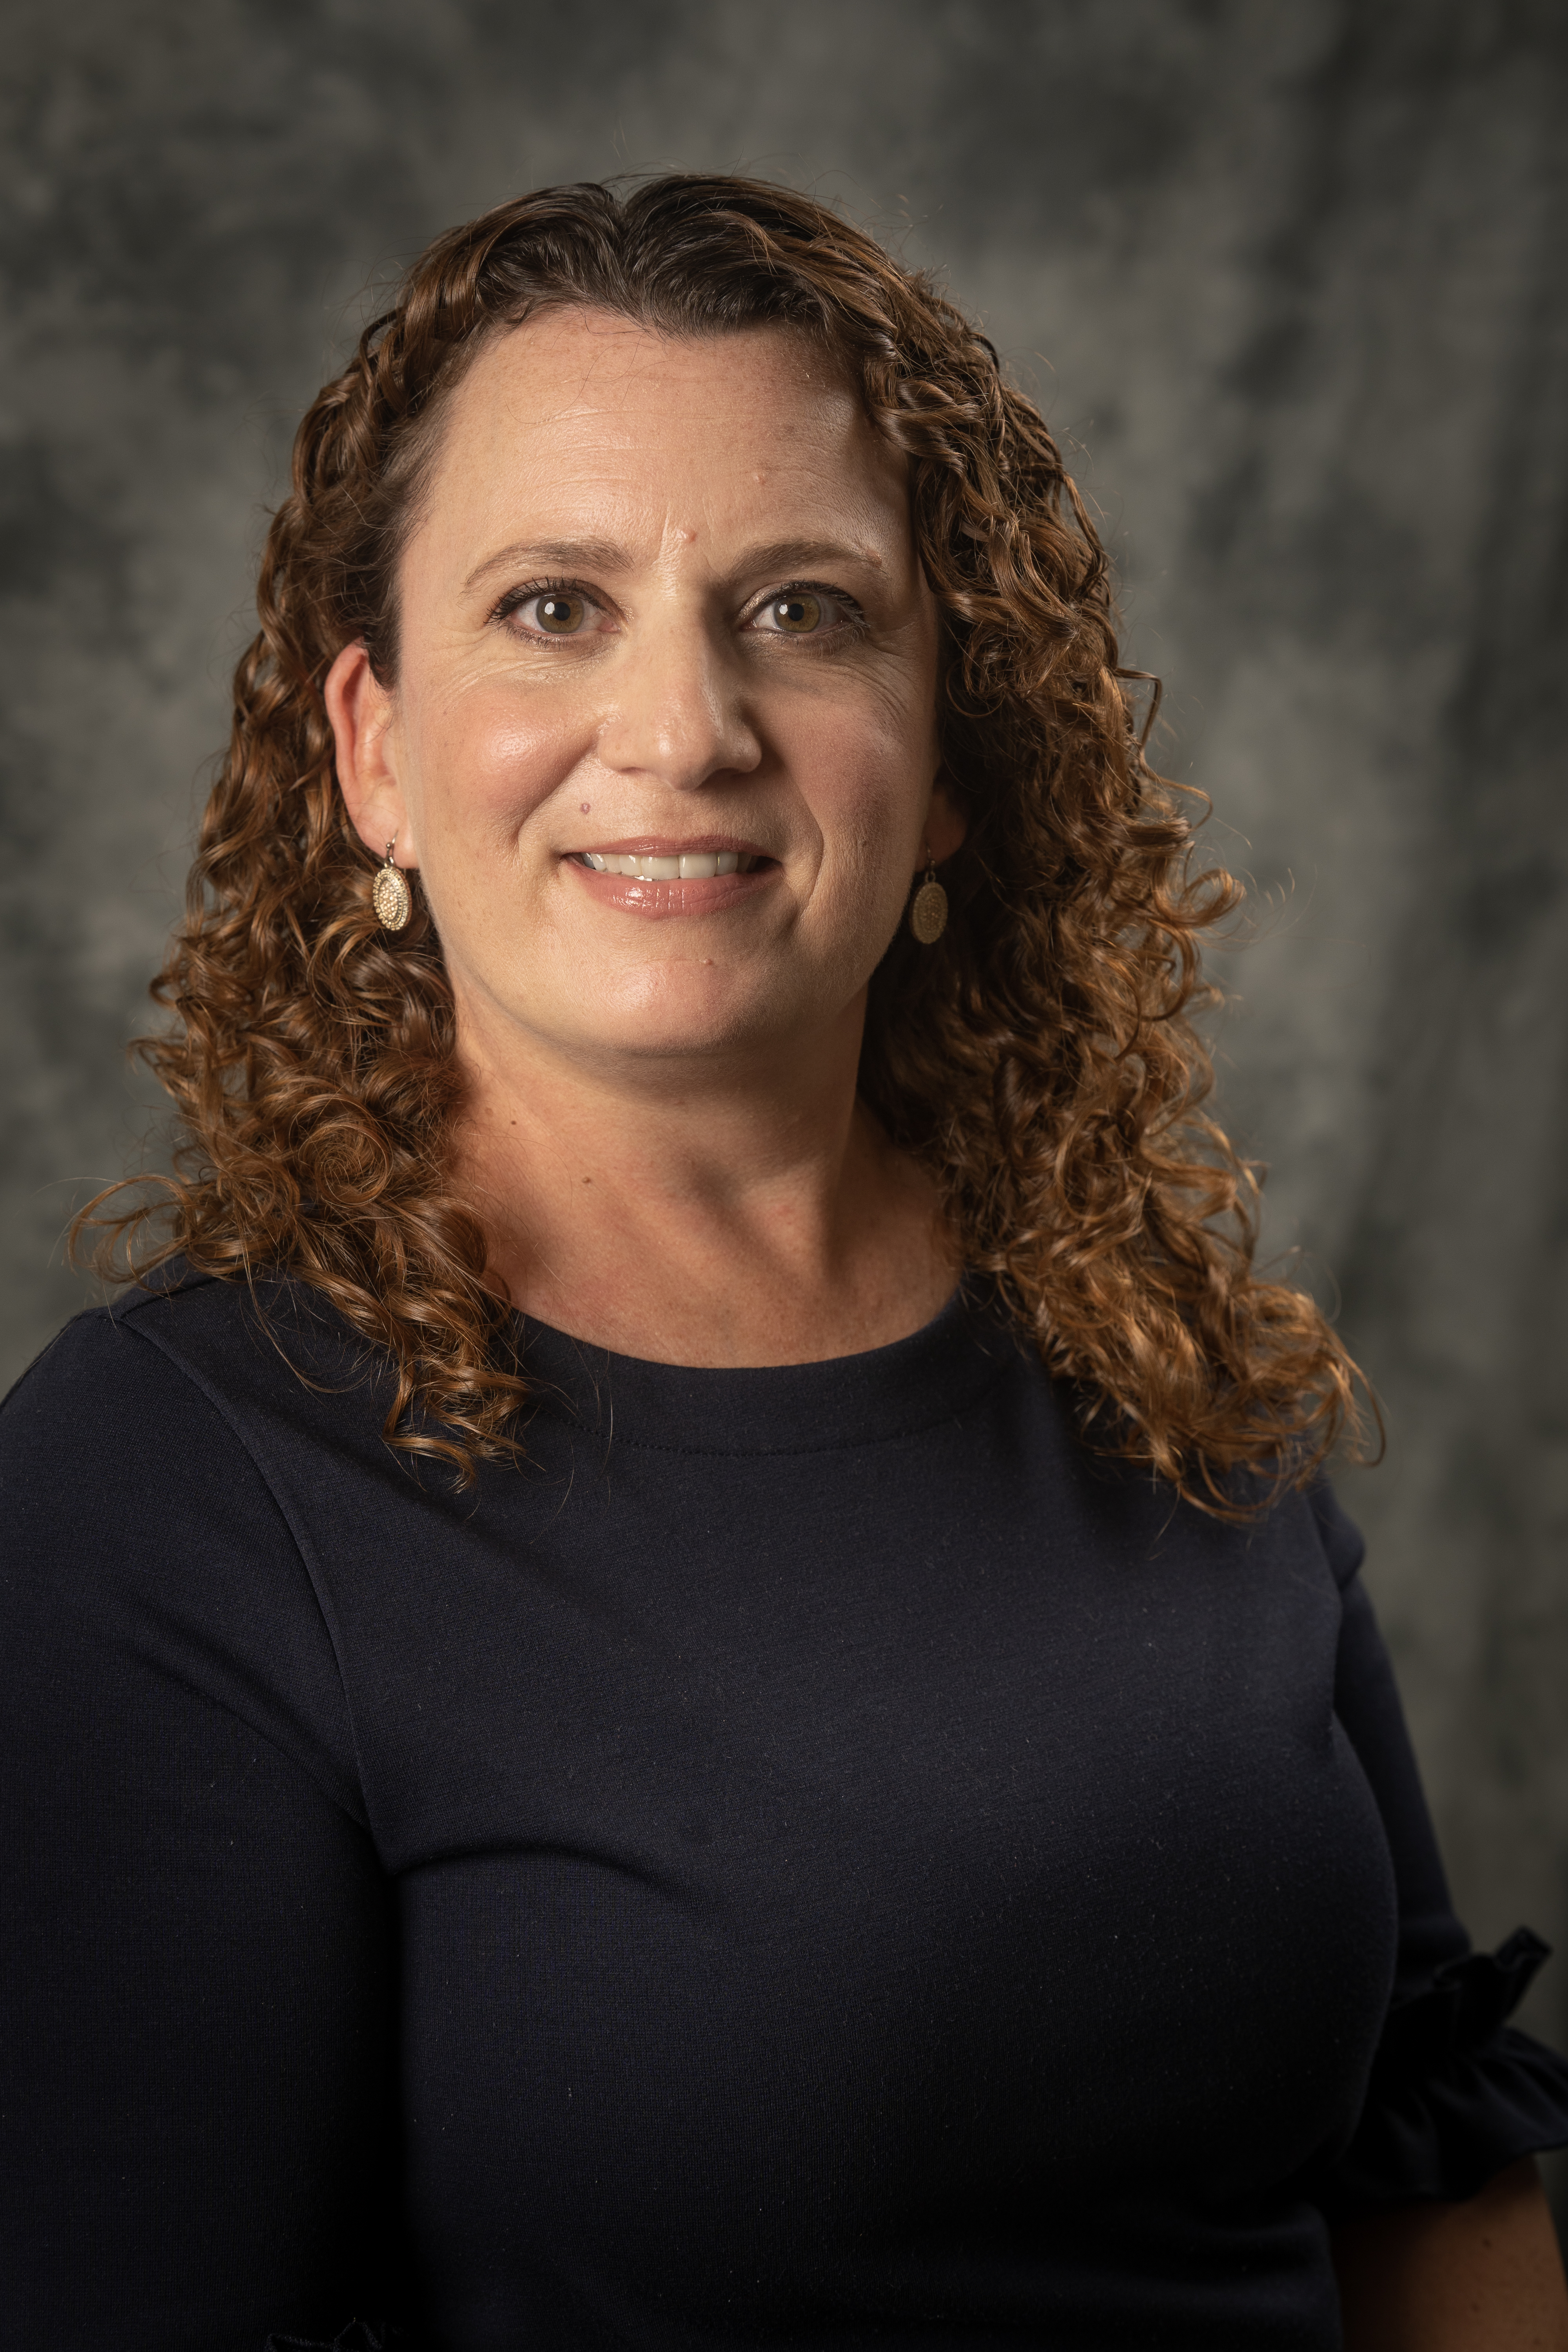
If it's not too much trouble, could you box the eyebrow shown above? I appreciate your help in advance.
[462,534,885,597]
[463,538,630,595]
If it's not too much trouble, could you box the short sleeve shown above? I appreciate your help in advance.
[0,1309,410,2348]
[1309,1485,1568,2209]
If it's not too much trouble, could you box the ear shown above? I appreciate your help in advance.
[324,641,417,866]
[921,775,967,868]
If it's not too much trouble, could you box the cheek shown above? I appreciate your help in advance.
[416,682,582,853]
[786,688,935,869]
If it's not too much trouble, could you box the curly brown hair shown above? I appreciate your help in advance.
[80,173,1372,1512]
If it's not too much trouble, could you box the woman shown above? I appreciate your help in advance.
[3,175,1566,2350]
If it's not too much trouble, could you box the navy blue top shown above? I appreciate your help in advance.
[3,1270,1567,2351]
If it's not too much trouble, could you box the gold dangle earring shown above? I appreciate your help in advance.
[908,852,948,945]
[372,842,412,933]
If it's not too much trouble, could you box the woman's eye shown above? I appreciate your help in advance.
[768,591,823,633]
[526,590,588,635]
[751,587,855,637]
[500,586,599,638]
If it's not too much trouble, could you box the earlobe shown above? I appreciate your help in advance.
[324,640,415,865]
[923,775,967,868]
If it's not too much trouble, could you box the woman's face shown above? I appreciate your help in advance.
[330,307,958,1073]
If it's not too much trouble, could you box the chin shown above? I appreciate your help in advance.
[573,1010,784,1062]
[552,972,815,1062]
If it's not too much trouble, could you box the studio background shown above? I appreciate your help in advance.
[4,0,1565,2180]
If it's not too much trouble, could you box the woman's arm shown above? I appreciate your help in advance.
[0,1311,403,2347]
[1311,1489,1568,2311]
[1332,2159,1568,2350]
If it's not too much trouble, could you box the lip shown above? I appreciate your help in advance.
[567,853,778,922]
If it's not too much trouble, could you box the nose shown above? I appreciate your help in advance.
[594,612,762,792]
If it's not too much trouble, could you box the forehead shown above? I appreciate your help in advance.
[422,307,906,541]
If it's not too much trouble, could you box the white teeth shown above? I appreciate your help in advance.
[580,849,759,878]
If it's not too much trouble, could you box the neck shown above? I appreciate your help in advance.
[452,989,957,1367]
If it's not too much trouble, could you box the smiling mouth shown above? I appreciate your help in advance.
[574,850,770,879]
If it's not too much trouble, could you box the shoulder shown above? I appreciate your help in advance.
[1303,1479,1367,1591]
[1,1278,367,1820]
[2,1279,224,1464]
[7,1263,392,1464]
[6,1264,259,1405]
[0,1265,377,1599]
[4,1271,270,1474]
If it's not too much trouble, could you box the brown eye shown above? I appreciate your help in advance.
[768,591,822,634]
[533,592,586,634]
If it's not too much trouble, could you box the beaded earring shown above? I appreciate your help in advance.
[908,856,948,945]
[372,843,412,932]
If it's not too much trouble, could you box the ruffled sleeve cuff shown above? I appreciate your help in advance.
[1325,1926,1568,2209]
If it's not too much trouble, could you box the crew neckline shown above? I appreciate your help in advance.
[513,1279,1022,1457]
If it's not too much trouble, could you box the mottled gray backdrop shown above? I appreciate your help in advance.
[4,0,1566,2156]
